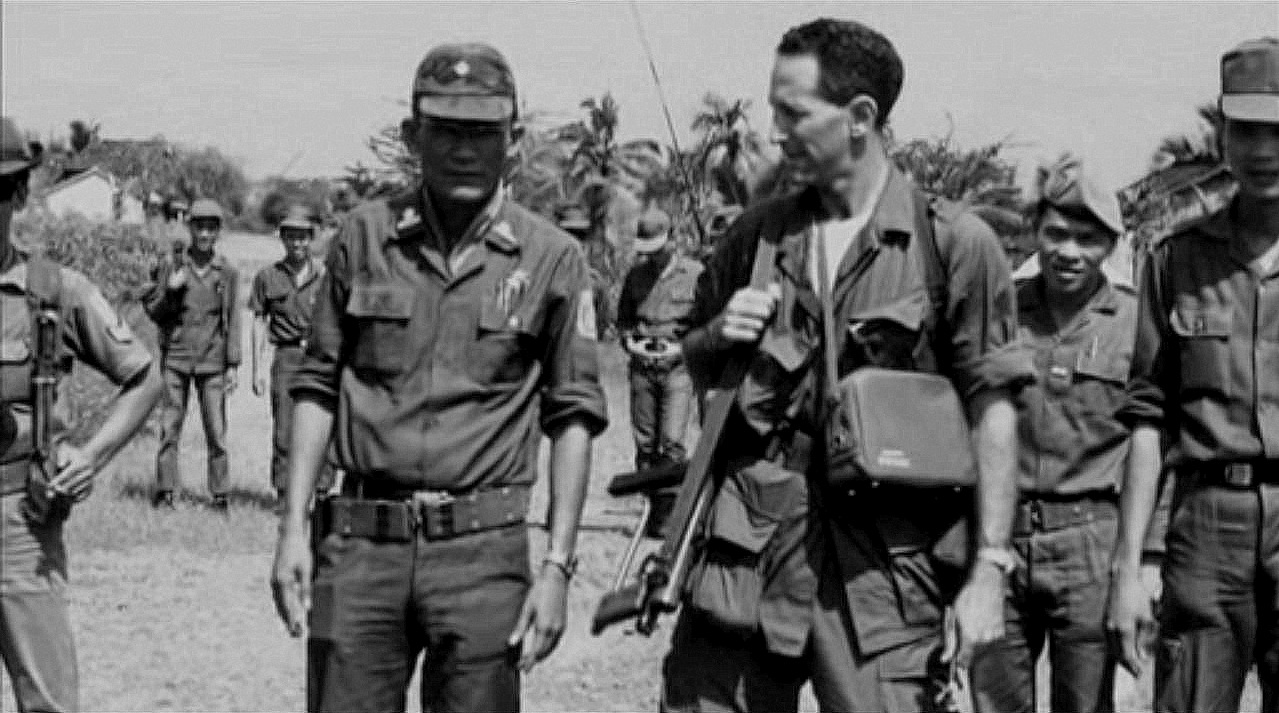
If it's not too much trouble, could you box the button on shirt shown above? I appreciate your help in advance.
[290,188,608,492]
[1124,203,1279,462]
[616,254,703,341]
[1015,274,1137,495]
[248,257,325,345]
[144,253,241,374]
[1,254,154,463]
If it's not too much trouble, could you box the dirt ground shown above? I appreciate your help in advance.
[1,232,1261,712]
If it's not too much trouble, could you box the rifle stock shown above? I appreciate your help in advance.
[22,304,71,524]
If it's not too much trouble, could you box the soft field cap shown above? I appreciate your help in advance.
[188,199,225,222]
[279,203,319,232]
[0,117,39,175]
[413,42,516,122]
[1036,156,1124,237]
[635,209,672,253]
[1220,37,1279,122]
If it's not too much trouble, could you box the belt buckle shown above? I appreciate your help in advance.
[1224,463,1253,487]
[413,490,455,539]
[298,338,308,351]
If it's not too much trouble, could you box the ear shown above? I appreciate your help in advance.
[845,95,880,139]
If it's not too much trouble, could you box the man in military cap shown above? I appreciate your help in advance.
[270,42,607,713]
[144,198,242,511]
[662,19,1033,712]
[1111,37,1279,712]
[249,203,332,503]
[968,157,1137,713]
[617,208,701,474]
[1,116,163,712]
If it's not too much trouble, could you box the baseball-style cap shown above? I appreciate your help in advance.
[279,203,319,232]
[412,42,516,122]
[1036,156,1124,237]
[1,117,40,176]
[1220,37,1279,123]
[188,199,225,222]
[555,204,591,232]
[635,208,672,253]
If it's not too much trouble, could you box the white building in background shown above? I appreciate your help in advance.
[42,166,145,224]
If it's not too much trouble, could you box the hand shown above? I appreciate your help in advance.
[942,565,1006,669]
[252,372,268,397]
[506,564,570,671]
[1106,567,1158,677]
[49,442,98,501]
[718,283,782,343]
[224,367,238,394]
[270,528,312,638]
[166,267,187,290]
[623,334,647,358]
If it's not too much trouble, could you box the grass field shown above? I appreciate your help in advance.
[0,231,1262,712]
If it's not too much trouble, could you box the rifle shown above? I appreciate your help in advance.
[21,295,71,524]
[592,231,779,637]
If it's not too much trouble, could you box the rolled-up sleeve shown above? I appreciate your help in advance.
[1121,246,1172,428]
[289,226,351,408]
[538,243,608,436]
[682,219,755,390]
[942,212,1035,400]
[62,269,153,385]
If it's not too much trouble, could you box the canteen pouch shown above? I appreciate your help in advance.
[827,367,977,489]
[687,460,807,638]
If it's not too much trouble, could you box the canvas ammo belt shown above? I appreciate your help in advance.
[314,479,529,542]
[1013,493,1118,535]
[1181,460,1279,488]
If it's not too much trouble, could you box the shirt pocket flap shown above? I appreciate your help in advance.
[0,340,31,364]
[478,297,540,335]
[1169,306,1231,338]
[1074,351,1131,383]
[345,284,413,320]
[758,330,809,373]
[708,461,806,555]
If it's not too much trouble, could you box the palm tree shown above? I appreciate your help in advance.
[691,93,765,207]
[1151,102,1223,169]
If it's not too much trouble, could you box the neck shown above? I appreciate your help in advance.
[819,142,889,219]
[1044,274,1103,322]
[1235,192,1279,237]
[427,187,488,252]
[284,254,310,271]
[189,247,214,266]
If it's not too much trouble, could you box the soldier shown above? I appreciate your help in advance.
[0,116,163,712]
[1109,37,1279,712]
[661,19,1034,713]
[144,198,242,511]
[617,208,702,473]
[968,158,1134,713]
[269,43,607,713]
[249,203,333,503]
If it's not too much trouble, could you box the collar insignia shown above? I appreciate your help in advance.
[454,60,470,78]
[397,207,421,231]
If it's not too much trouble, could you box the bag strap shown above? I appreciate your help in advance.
[911,190,955,373]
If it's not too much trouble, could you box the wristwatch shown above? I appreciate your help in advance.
[542,551,579,580]
[976,546,1017,576]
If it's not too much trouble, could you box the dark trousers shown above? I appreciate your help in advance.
[307,524,529,713]
[629,361,693,470]
[156,366,228,496]
[270,346,333,493]
[970,499,1119,713]
[1156,474,1279,713]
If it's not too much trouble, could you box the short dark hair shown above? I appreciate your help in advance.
[777,18,904,129]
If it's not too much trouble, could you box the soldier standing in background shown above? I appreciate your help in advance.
[1,116,163,713]
[144,198,242,511]
[1110,37,1279,712]
[969,159,1136,713]
[249,203,333,504]
[270,42,607,712]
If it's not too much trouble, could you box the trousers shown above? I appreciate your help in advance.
[1155,472,1279,713]
[155,366,228,496]
[307,523,530,713]
[629,360,693,470]
[270,346,333,493]
[0,492,78,713]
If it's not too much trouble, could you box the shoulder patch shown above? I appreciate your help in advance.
[576,288,597,340]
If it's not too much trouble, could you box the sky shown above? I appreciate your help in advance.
[3,1,1276,191]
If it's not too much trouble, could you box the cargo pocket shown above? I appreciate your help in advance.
[1169,305,1231,395]
[0,339,33,401]
[469,299,540,385]
[687,461,806,638]
[345,283,414,376]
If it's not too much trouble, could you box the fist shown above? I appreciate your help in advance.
[719,283,782,343]
[167,268,188,290]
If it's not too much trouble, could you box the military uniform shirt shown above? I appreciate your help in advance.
[616,253,703,341]
[0,254,154,463]
[248,257,325,345]
[290,188,608,492]
[144,253,241,373]
[1124,203,1279,462]
[1015,274,1138,495]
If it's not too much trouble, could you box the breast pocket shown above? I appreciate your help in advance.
[468,299,540,386]
[345,284,414,375]
[0,340,33,402]
[1169,305,1232,394]
[1074,349,1132,416]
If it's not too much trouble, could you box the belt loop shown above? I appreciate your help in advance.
[1225,463,1253,487]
